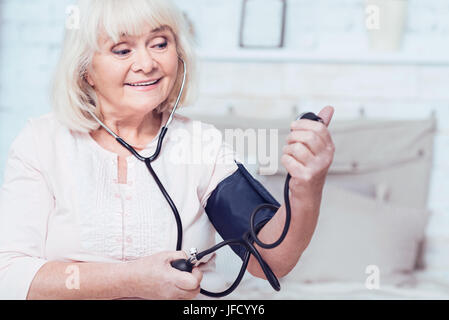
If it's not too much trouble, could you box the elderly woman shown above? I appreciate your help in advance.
[0,0,334,300]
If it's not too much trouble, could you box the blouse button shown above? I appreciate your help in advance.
[126,236,133,244]
[117,211,128,217]
[114,193,121,199]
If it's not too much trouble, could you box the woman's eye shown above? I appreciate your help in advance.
[113,49,131,56]
[155,42,168,49]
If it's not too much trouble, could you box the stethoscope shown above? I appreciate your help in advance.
[87,57,323,298]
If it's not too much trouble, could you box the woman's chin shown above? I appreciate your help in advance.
[126,102,163,115]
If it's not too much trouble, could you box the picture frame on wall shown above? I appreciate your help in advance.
[239,0,287,49]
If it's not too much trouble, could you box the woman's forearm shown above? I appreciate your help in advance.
[27,260,132,300]
[247,190,322,279]
[247,106,334,279]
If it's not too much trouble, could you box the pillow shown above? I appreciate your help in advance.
[282,184,430,284]
[421,209,449,271]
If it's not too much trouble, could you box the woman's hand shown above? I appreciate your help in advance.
[125,251,203,300]
[246,107,335,279]
[281,106,335,200]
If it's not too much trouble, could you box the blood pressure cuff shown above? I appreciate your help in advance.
[205,162,280,261]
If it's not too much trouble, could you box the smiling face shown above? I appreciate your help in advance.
[86,25,179,119]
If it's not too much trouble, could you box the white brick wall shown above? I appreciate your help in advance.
[0,0,72,174]
[0,0,448,220]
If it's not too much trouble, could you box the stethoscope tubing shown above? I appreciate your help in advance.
[144,157,183,250]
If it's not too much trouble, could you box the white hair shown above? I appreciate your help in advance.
[52,0,198,133]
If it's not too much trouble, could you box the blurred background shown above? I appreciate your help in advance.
[1,0,449,298]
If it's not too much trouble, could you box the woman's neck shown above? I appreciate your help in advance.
[92,110,163,151]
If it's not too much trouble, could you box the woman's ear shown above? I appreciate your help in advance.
[82,65,95,87]
[85,71,95,87]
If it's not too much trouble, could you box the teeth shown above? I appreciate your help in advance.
[128,79,159,86]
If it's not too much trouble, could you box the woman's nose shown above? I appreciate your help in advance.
[131,48,156,73]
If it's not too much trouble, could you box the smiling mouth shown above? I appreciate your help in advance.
[125,78,162,87]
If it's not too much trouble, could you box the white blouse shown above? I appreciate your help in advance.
[0,112,238,299]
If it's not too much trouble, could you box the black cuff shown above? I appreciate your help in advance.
[205,162,280,260]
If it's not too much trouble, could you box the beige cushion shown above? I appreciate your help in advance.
[283,184,430,283]
[324,118,436,210]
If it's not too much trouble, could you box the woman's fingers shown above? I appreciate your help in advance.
[290,119,332,148]
[282,107,335,196]
[282,142,313,166]
[281,153,309,181]
[192,267,203,284]
[177,267,202,298]
[317,106,334,127]
[164,250,203,300]
[286,130,326,156]
[173,267,202,299]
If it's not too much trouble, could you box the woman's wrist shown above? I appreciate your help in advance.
[115,261,138,298]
